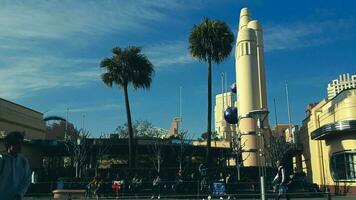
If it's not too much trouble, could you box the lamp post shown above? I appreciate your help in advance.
[65,108,69,140]
[248,108,269,200]
[221,73,225,139]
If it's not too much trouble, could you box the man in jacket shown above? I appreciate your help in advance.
[272,160,290,200]
[0,131,31,200]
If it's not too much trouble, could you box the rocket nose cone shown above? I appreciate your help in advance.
[240,8,250,17]
[247,20,262,30]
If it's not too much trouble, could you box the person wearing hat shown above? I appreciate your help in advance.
[0,131,31,200]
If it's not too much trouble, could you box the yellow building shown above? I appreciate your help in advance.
[214,92,237,140]
[0,98,46,140]
[327,73,356,99]
[299,88,356,195]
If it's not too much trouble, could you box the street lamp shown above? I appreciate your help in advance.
[248,108,269,200]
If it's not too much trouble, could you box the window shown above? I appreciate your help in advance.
[331,151,356,181]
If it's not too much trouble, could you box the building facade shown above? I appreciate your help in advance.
[327,73,356,99]
[214,92,237,140]
[0,98,46,140]
[299,88,356,195]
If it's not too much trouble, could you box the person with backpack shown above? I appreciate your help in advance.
[0,131,31,200]
[272,160,290,200]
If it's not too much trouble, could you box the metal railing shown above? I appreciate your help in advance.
[24,180,352,199]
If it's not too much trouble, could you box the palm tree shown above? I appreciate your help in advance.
[189,17,234,166]
[100,46,154,170]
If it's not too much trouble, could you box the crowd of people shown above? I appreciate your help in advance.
[0,131,294,200]
[84,166,239,199]
[84,161,295,200]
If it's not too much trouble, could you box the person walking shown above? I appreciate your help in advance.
[0,131,31,200]
[131,173,142,197]
[272,160,290,200]
[225,173,233,198]
[151,174,161,199]
[173,170,184,194]
[88,174,103,200]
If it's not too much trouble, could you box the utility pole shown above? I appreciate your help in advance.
[65,108,69,140]
[224,72,227,94]
[285,80,293,139]
[179,86,183,123]
[82,114,85,131]
[221,73,225,139]
[249,109,269,200]
[221,73,225,113]
[273,98,278,128]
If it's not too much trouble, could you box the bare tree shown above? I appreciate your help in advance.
[170,130,193,172]
[269,135,293,167]
[117,120,167,170]
[231,134,249,181]
[94,134,112,175]
[64,129,90,178]
[150,130,166,174]
[115,120,167,139]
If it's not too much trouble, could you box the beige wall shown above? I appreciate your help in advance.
[300,88,356,192]
[0,98,45,140]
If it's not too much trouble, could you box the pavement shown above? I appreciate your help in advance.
[24,196,356,200]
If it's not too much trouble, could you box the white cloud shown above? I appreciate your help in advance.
[264,17,356,51]
[145,41,194,68]
[0,1,165,40]
[47,103,121,114]
[0,0,202,100]
[0,56,100,99]
[0,0,199,42]
[0,40,195,99]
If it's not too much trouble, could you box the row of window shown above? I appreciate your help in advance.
[332,76,356,84]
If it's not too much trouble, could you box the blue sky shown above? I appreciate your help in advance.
[0,0,355,138]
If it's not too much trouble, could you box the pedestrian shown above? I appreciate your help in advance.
[112,174,123,199]
[200,176,208,193]
[88,174,103,200]
[173,170,184,194]
[131,173,142,196]
[151,174,161,199]
[0,131,31,200]
[225,173,232,198]
[272,160,290,200]
[218,172,225,182]
[187,172,197,194]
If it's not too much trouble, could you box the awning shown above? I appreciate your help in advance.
[311,120,356,140]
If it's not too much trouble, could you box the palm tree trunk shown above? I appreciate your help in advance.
[124,85,135,170]
[206,57,212,167]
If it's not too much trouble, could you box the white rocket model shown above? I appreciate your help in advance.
[236,8,268,166]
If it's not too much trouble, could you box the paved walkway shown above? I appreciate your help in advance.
[24,196,355,200]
